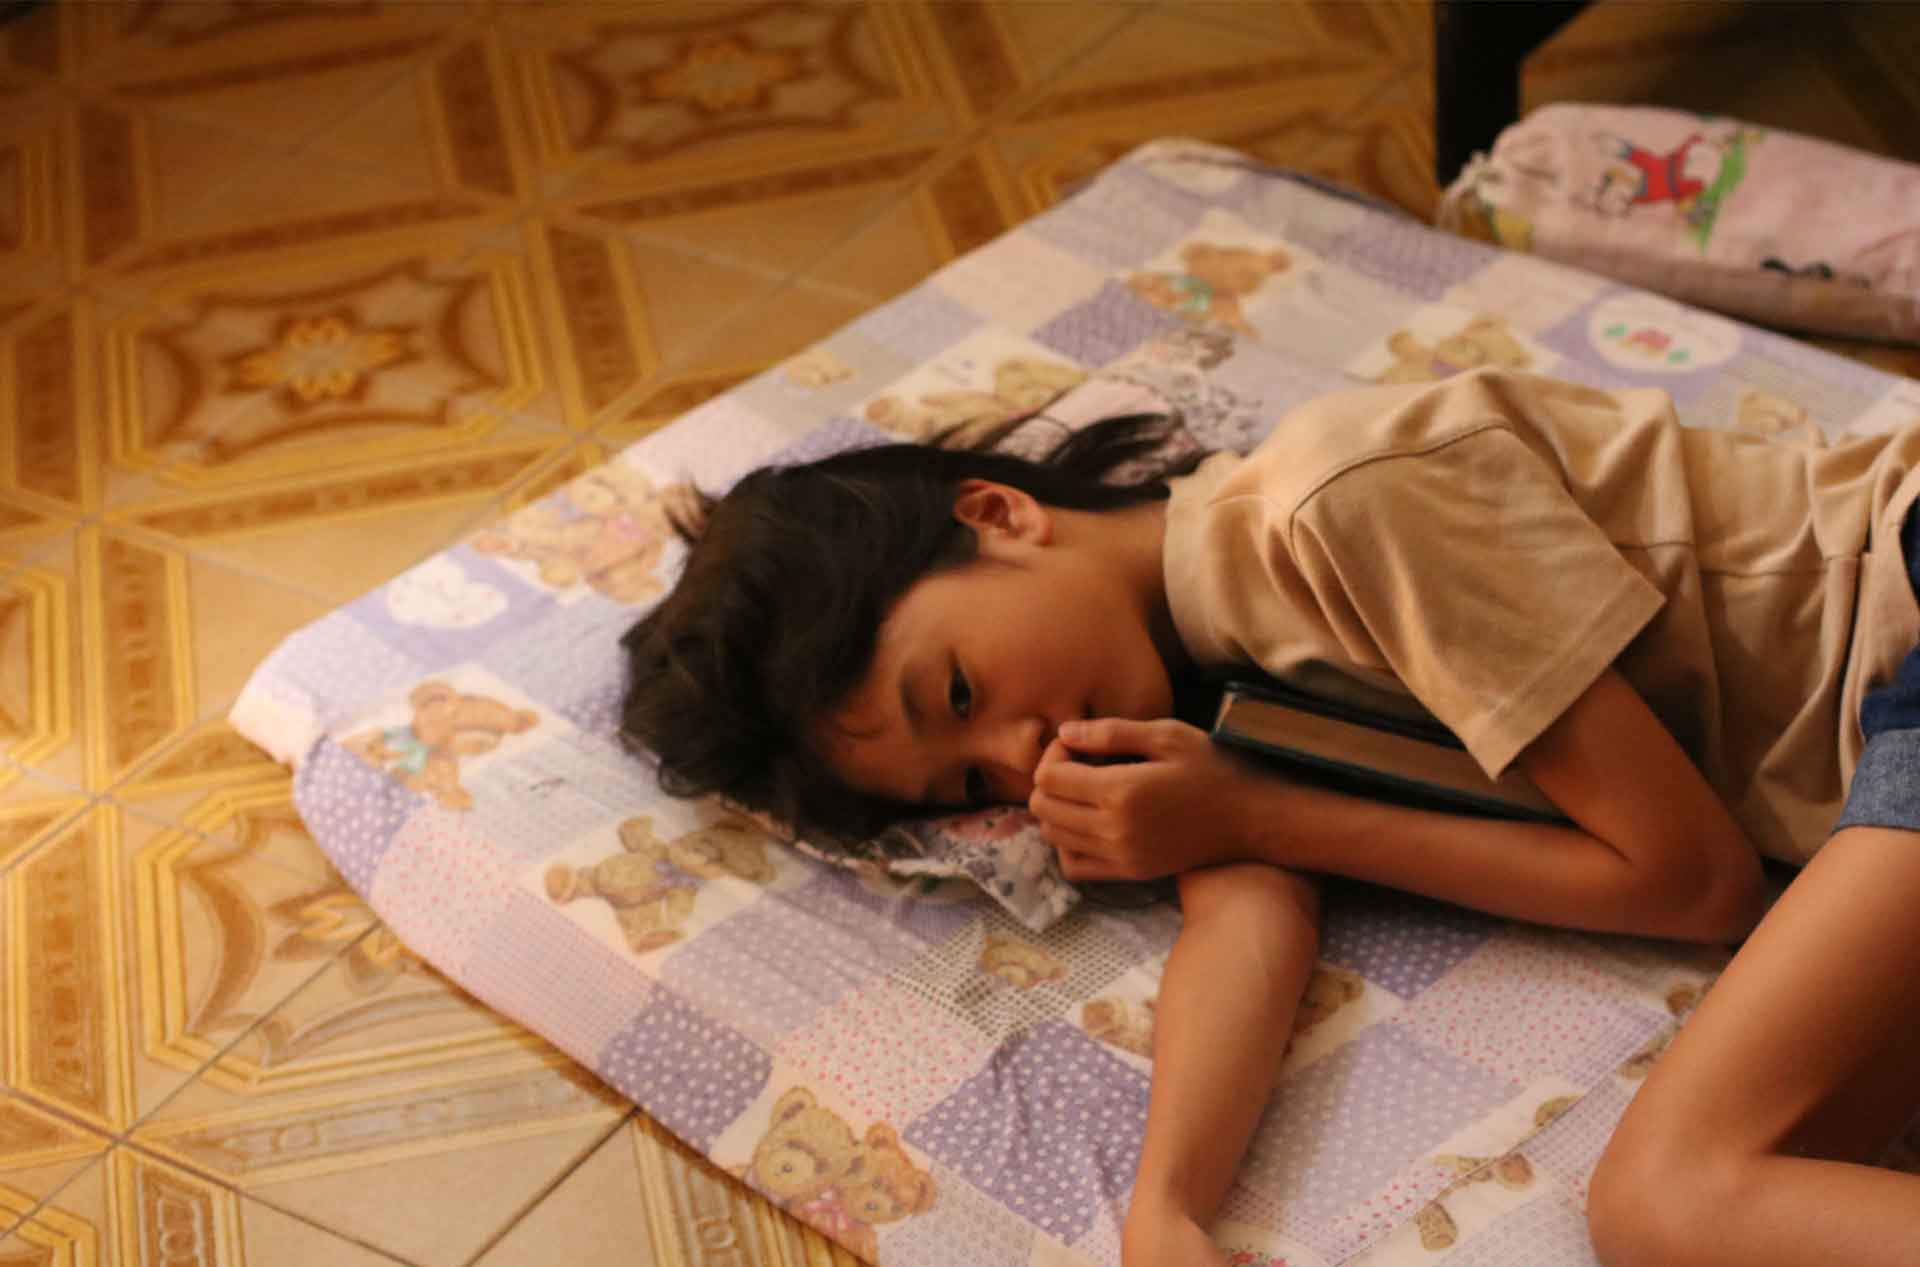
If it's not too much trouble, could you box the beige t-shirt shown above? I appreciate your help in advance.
[1163,368,1920,863]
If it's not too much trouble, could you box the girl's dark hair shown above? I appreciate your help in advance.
[619,413,1205,845]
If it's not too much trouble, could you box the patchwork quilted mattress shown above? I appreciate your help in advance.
[232,139,1920,1267]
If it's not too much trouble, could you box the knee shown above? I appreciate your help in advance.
[1588,1125,1746,1267]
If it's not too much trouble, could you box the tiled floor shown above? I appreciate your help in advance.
[1,1,1916,1264]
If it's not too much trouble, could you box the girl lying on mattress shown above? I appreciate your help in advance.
[620,367,1920,1267]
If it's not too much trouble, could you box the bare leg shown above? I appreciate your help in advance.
[1588,826,1920,1267]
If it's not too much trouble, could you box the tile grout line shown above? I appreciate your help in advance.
[0,921,390,1253]
[452,1108,639,1267]
[565,0,1162,444]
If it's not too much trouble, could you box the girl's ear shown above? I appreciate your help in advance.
[952,480,1051,545]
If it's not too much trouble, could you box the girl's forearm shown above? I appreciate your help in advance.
[1226,670,1765,944]
[1127,866,1320,1235]
[1234,774,1750,942]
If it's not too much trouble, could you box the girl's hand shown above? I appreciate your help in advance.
[1122,1202,1228,1267]
[1029,717,1275,883]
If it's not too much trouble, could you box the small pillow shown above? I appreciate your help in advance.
[1440,103,1920,343]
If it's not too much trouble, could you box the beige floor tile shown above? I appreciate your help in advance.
[111,717,294,831]
[2,800,370,1140]
[1290,74,1441,222]
[504,2,966,194]
[0,98,67,308]
[88,529,331,792]
[0,1092,114,1244]
[93,228,573,503]
[989,65,1401,219]
[561,152,945,299]
[0,776,91,875]
[110,455,550,610]
[102,34,433,155]
[70,0,478,138]
[0,495,79,560]
[590,278,878,448]
[520,214,805,429]
[2,300,102,523]
[798,142,1026,303]
[476,1112,864,1267]
[0,533,86,796]
[1160,0,1427,65]
[1,1144,421,1266]
[67,125,514,302]
[131,943,629,1266]
[239,1190,421,1267]
[302,31,532,213]
[1027,3,1401,115]
[1,526,333,796]
[924,0,1138,121]
[0,1154,107,1259]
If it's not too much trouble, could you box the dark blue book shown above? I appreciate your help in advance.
[1210,677,1568,824]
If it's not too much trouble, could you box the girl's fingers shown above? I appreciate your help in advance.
[1029,786,1105,834]
[1032,750,1108,805]
[1036,823,1110,873]
[1059,716,1194,757]
[1052,845,1120,885]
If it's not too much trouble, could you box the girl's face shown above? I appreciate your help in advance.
[820,483,1174,811]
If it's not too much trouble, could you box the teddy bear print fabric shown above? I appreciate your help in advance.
[234,139,1920,1267]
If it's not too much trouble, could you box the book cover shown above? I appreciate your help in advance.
[1209,677,1568,824]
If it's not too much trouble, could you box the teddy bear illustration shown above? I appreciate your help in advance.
[784,347,854,389]
[863,357,1087,443]
[1083,996,1156,1058]
[1734,388,1822,448]
[469,463,680,605]
[1374,315,1533,384]
[542,814,774,955]
[1535,1094,1579,1127]
[1619,1032,1673,1081]
[830,1121,938,1257]
[1127,241,1293,337]
[1416,1199,1459,1251]
[979,932,1067,988]
[746,1087,865,1205]
[1293,965,1365,1036]
[1435,1152,1537,1191]
[744,1088,936,1260]
[341,681,537,811]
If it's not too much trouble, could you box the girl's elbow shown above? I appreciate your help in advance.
[1701,848,1767,943]
[1181,865,1322,961]
[1656,838,1766,945]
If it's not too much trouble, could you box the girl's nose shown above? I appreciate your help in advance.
[987,716,1053,800]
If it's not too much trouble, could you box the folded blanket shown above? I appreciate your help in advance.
[1440,103,1920,344]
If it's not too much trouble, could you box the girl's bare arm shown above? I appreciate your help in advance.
[1035,670,1765,944]
[1123,863,1321,1267]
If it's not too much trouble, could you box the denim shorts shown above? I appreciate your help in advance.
[1833,504,1920,833]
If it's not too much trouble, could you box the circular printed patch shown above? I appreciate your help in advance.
[1588,294,1740,373]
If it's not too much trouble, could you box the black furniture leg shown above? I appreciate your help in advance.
[1433,0,1592,186]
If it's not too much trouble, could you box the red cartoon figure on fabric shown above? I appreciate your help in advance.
[1589,131,1725,217]
[1584,124,1760,247]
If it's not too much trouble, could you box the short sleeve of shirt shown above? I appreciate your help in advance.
[1287,424,1667,776]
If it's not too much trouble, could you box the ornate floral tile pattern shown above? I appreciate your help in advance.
[0,0,1913,1262]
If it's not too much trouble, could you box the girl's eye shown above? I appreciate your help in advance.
[964,766,990,806]
[948,664,973,719]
